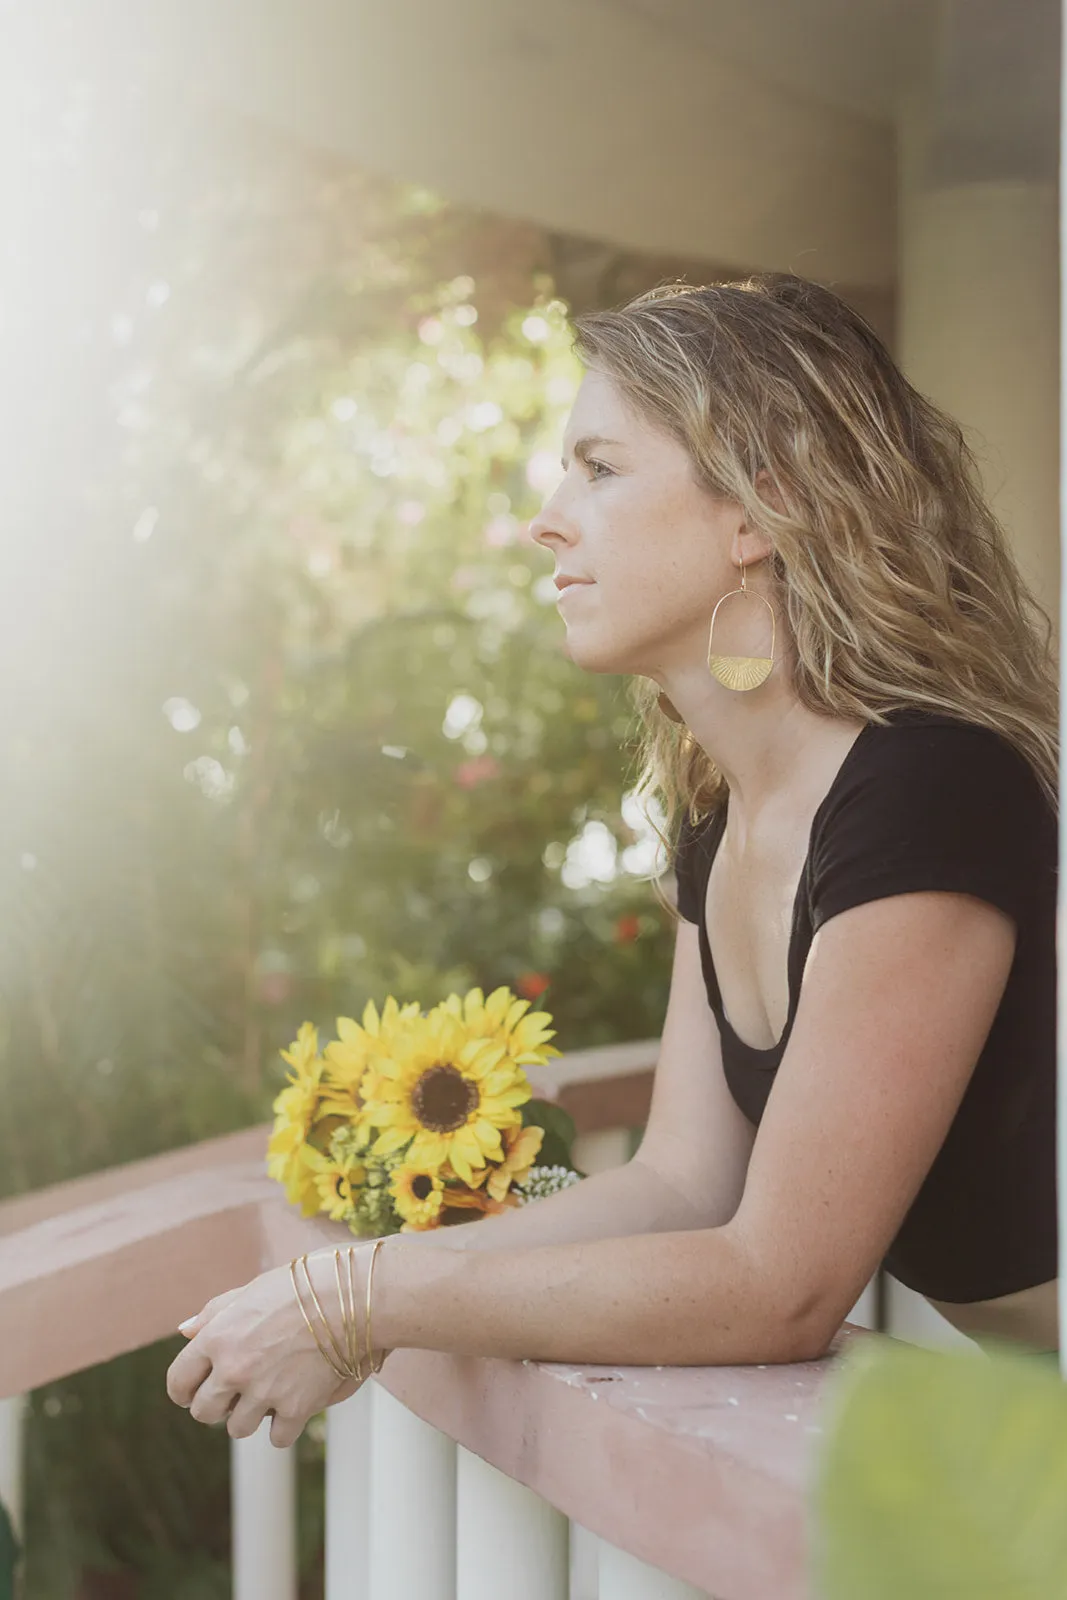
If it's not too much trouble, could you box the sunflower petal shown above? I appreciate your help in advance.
[372,1128,412,1157]
[484,987,513,1026]
[451,1125,489,1168]
[492,1085,532,1108]
[449,1149,474,1185]
[408,1132,450,1169]
[505,998,533,1030]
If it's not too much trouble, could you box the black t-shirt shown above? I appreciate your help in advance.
[672,708,1058,1302]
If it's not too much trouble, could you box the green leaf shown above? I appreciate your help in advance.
[813,1336,1067,1599]
[0,1498,20,1600]
[521,1097,579,1171]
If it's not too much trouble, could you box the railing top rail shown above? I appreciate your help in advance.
[0,1124,272,1238]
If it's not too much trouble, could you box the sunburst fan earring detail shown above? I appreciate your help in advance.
[707,560,776,691]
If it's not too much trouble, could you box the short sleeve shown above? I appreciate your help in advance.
[809,721,1056,936]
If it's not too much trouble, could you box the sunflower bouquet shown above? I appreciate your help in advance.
[267,986,583,1234]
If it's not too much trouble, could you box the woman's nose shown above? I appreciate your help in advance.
[528,493,573,551]
[527,508,554,548]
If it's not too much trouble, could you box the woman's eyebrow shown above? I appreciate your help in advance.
[560,435,625,469]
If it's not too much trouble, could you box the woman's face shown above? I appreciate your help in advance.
[528,370,744,680]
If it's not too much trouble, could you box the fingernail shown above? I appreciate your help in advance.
[178,1317,197,1333]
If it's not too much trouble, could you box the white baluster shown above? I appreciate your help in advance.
[456,1445,568,1600]
[325,1383,373,1600]
[0,1394,24,1539]
[231,1419,297,1600]
[368,1382,456,1600]
[599,1538,711,1600]
[570,1519,600,1600]
[845,1274,878,1331]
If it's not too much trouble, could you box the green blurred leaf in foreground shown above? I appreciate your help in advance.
[812,1335,1067,1599]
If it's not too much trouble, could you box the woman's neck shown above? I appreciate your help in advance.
[664,673,863,842]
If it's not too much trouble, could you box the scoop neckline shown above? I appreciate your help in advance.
[697,717,879,1061]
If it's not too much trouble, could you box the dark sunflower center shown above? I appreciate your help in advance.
[411,1174,434,1200]
[411,1062,479,1133]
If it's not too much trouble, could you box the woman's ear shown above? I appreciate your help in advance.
[730,470,786,572]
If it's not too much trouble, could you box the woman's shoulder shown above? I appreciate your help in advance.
[809,706,1057,931]
[838,707,1052,814]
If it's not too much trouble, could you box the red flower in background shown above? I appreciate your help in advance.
[614,914,641,944]
[454,755,502,789]
[516,971,551,1001]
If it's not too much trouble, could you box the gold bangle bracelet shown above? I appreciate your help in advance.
[365,1237,386,1375]
[297,1253,356,1378]
[346,1245,367,1381]
[334,1247,365,1383]
[290,1257,349,1381]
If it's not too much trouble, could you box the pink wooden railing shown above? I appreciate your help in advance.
[0,1038,869,1600]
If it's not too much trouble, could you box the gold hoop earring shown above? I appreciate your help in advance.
[707,560,775,691]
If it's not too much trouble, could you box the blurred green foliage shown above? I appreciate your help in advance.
[1,84,673,1596]
[813,1336,1067,1598]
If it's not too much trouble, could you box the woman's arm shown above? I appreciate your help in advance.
[296,1156,735,1370]
[299,1166,791,1373]
[386,1152,712,1256]
[359,1222,791,1367]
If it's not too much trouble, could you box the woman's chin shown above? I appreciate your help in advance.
[559,627,630,676]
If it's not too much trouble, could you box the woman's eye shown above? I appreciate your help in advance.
[587,458,613,480]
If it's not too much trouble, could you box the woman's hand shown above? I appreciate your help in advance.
[165,1250,373,1449]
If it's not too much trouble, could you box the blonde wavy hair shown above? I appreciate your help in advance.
[569,272,1058,914]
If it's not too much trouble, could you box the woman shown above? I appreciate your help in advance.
[168,273,1059,1450]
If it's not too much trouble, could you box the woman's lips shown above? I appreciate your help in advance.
[556,579,595,601]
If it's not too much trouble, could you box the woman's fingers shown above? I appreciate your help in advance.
[226,1393,271,1441]
[188,1372,240,1427]
[178,1285,245,1337]
[166,1345,215,1409]
[269,1410,307,1450]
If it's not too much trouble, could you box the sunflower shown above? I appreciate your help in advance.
[266,1140,320,1216]
[267,1023,327,1202]
[301,1144,367,1222]
[437,985,561,1068]
[320,997,421,1123]
[365,995,556,1185]
[390,1163,446,1231]
[485,1123,545,1203]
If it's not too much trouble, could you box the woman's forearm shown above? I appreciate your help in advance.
[385,1154,712,1257]
[301,1158,725,1372]
[332,1160,807,1371]
[370,1222,813,1368]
